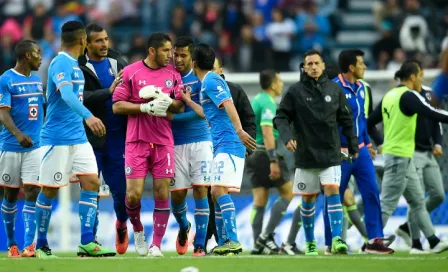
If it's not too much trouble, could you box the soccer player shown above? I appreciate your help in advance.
[432,48,448,103]
[323,49,393,254]
[0,40,44,258]
[170,36,212,257]
[112,32,184,257]
[274,50,359,255]
[34,21,115,258]
[190,43,256,255]
[79,24,128,254]
[368,60,448,254]
[247,69,302,255]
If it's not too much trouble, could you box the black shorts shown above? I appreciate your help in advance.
[246,150,291,189]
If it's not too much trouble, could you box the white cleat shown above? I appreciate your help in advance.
[134,231,148,256]
[409,248,431,254]
[148,245,164,257]
[431,240,448,254]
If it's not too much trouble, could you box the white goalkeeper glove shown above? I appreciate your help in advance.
[140,98,171,117]
[139,85,162,99]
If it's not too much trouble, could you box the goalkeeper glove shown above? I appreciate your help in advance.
[140,98,171,117]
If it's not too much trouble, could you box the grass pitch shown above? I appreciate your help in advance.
[0,251,447,272]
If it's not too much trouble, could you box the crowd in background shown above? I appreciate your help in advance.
[1,0,448,78]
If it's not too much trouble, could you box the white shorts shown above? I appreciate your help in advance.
[171,141,214,191]
[39,143,98,188]
[293,166,341,195]
[211,153,245,193]
[0,148,41,188]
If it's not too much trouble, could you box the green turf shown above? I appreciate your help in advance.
[0,251,447,272]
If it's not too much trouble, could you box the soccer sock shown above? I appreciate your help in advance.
[22,200,36,247]
[217,195,238,243]
[93,195,100,239]
[79,190,98,245]
[428,235,441,249]
[194,197,210,247]
[287,204,302,245]
[171,199,189,231]
[251,206,265,243]
[35,192,53,249]
[113,192,128,224]
[346,204,368,239]
[152,199,170,248]
[214,204,227,246]
[327,194,344,238]
[125,197,143,232]
[1,200,18,247]
[301,201,316,242]
[263,197,290,236]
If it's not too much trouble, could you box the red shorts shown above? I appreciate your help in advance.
[124,141,175,179]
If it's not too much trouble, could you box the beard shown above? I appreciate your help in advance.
[155,53,168,67]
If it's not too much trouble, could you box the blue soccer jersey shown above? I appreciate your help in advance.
[0,69,44,152]
[199,72,245,158]
[41,52,88,146]
[172,69,211,145]
[433,73,448,102]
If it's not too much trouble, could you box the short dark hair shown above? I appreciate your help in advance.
[174,36,194,54]
[147,32,172,51]
[338,49,365,73]
[394,60,422,81]
[303,49,323,62]
[192,43,215,70]
[15,40,37,61]
[61,21,86,45]
[85,24,105,43]
[260,69,278,90]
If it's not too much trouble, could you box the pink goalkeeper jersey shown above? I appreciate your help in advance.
[113,61,182,146]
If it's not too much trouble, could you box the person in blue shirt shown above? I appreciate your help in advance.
[78,24,128,255]
[169,37,213,257]
[0,40,44,258]
[432,49,448,104]
[322,49,393,254]
[34,21,115,258]
[190,43,256,255]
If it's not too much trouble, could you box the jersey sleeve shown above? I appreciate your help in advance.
[113,67,131,102]
[51,58,74,91]
[172,70,183,100]
[432,73,448,102]
[0,76,11,108]
[205,77,232,108]
[260,99,277,127]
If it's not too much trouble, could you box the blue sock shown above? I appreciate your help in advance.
[171,200,189,231]
[327,194,343,238]
[194,197,210,247]
[35,192,53,249]
[217,195,238,243]
[1,200,18,247]
[214,204,227,246]
[301,200,316,242]
[93,208,99,239]
[79,191,98,245]
[22,200,36,247]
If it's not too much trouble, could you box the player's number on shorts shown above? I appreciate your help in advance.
[200,161,213,174]
[216,161,224,174]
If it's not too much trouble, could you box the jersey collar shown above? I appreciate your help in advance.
[182,69,193,78]
[59,51,77,62]
[338,74,362,94]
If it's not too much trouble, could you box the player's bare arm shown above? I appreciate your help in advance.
[109,70,123,94]
[0,107,33,148]
[180,89,205,118]
[168,99,185,113]
[262,126,281,180]
[113,101,142,115]
[222,100,256,151]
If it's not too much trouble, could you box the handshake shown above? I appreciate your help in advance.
[139,85,173,117]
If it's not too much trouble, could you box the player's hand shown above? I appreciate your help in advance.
[286,139,297,152]
[140,98,170,117]
[269,162,281,181]
[237,129,256,151]
[180,89,192,103]
[433,145,443,157]
[15,132,33,148]
[139,85,162,99]
[351,152,359,159]
[368,146,377,160]
[86,116,106,137]
[109,70,123,94]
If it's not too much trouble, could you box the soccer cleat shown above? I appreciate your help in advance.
[256,233,280,254]
[430,240,448,254]
[280,242,304,255]
[77,242,116,257]
[213,240,243,255]
[115,226,129,255]
[134,231,148,256]
[8,245,21,258]
[410,247,431,254]
[36,246,57,259]
[365,238,394,254]
[22,242,36,257]
[176,222,191,255]
[382,235,396,247]
[396,225,411,247]
[192,245,206,257]
[305,241,318,256]
[331,236,348,254]
[358,243,367,254]
[148,244,164,257]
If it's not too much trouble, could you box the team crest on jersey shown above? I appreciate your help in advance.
[262,109,275,120]
[425,92,432,101]
[28,104,38,120]
[165,79,173,88]
[325,95,332,102]
[57,72,65,81]
[125,166,133,175]
[109,68,114,76]
[185,85,192,92]
[360,90,365,99]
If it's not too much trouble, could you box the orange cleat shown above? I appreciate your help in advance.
[22,242,36,257]
[176,222,191,255]
[192,245,206,257]
[8,245,21,258]
[115,226,129,255]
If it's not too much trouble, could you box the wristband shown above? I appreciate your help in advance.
[267,149,278,162]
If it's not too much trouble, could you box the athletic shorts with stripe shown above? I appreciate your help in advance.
[0,148,41,188]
